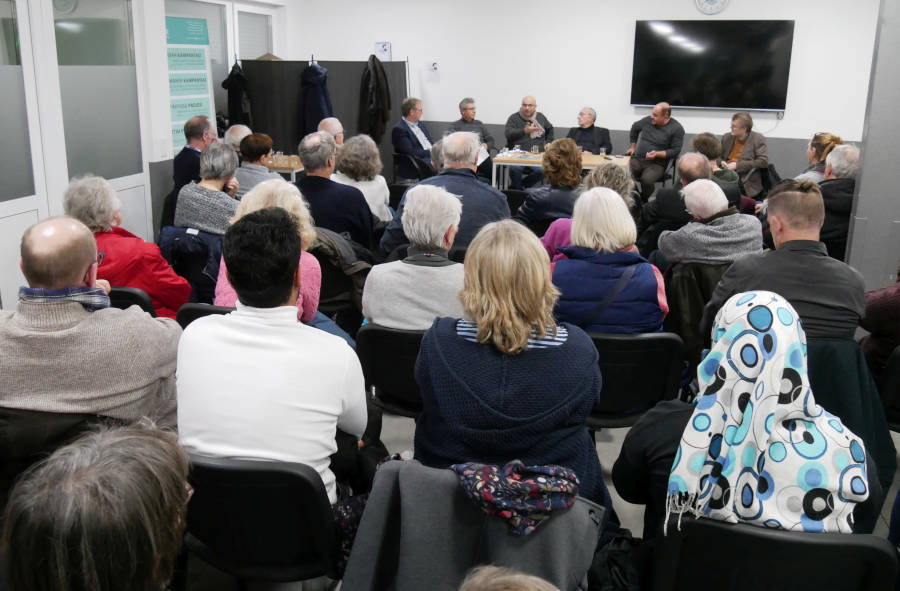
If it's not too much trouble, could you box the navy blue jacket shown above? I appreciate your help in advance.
[379,168,510,254]
[297,176,374,249]
[300,62,333,136]
[391,119,433,179]
[552,246,662,334]
[413,317,611,508]
[172,146,201,199]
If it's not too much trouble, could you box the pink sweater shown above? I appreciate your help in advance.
[214,251,321,322]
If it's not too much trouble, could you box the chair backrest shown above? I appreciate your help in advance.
[356,324,426,418]
[176,303,234,329]
[503,189,528,216]
[393,153,435,181]
[108,286,157,317]
[388,183,411,210]
[879,345,900,426]
[651,517,898,591]
[663,262,731,367]
[587,332,683,427]
[184,454,338,582]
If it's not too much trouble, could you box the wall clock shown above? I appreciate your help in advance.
[695,0,729,15]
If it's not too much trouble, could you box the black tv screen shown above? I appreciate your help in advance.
[631,20,794,111]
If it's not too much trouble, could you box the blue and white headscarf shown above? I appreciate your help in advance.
[666,291,869,533]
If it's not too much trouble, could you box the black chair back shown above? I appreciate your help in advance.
[184,455,339,583]
[651,517,898,591]
[175,303,234,329]
[356,324,426,418]
[587,332,683,428]
[880,345,900,427]
[502,189,528,216]
[108,286,157,317]
[388,183,411,211]
[393,153,435,182]
[663,262,731,368]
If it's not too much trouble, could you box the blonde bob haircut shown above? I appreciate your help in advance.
[570,187,637,253]
[459,220,559,355]
[232,179,317,250]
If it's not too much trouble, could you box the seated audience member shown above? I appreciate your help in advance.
[63,175,190,319]
[819,144,861,261]
[224,124,251,153]
[0,217,180,424]
[637,152,710,255]
[796,132,843,183]
[566,106,612,155]
[173,115,216,199]
[552,188,666,334]
[459,566,561,591]
[541,163,636,260]
[413,220,612,510]
[392,97,433,180]
[332,134,393,223]
[2,422,191,591]
[177,207,367,504]
[627,102,685,203]
[614,291,878,539]
[515,138,582,234]
[703,179,865,339]
[721,112,768,199]
[297,131,375,249]
[380,132,509,254]
[692,132,740,208]
[448,97,494,178]
[174,142,240,235]
[215,179,320,323]
[657,179,762,268]
[860,270,900,383]
[504,95,554,189]
[318,116,345,145]
[430,138,444,171]
[233,133,282,199]
[363,185,464,329]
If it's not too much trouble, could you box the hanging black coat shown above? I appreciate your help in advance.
[221,63,252,126]
[300,62,333,136]
[358,54,391,143]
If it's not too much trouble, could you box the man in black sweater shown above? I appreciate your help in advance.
[173,116,217,199]
[627,102,685,203]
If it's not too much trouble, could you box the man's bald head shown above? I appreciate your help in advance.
[651,102,672,126]
[317,117,344,145]
[20,217,97,289]
[678,152,711,185]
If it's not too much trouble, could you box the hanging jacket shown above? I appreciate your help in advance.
[358,54,391,143]
[221,62,251,126]
[300,62,333,136]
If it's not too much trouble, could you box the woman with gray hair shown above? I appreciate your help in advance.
[362,184,464,329]
[174,141,240,235]
[332,134,392,223]
[63,174,190,319]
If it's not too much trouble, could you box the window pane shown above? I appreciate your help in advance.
[165,0,227,117]
[55,0,142,179]
[238,11,270,60]
[0,0,35,201]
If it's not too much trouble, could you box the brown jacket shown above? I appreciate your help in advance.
[721,130,768,198]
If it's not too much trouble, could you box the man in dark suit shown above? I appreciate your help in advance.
[173,116,216,198]
[391,97,433,180]
[566,107,612,155]
[296,131,374,249]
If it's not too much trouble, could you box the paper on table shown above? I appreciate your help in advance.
[477,146,489,166]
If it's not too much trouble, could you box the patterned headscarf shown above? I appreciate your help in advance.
[666,291,869,533]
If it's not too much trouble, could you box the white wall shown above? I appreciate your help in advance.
[283,0,879,140]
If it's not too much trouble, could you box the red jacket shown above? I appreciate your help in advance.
[95,227,191,319]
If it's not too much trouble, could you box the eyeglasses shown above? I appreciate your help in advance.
[96,252,105,266]
[521,103,536,108]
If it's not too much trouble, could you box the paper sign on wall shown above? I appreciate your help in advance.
[166,17,215,153]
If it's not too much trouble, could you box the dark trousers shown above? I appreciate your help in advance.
[509,165,544,190]
[630,158,666,202]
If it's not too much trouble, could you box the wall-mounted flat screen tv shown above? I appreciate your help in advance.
[631,20,795,111]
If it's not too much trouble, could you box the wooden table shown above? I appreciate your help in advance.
[491,152,630,190]
[266,155,304,182]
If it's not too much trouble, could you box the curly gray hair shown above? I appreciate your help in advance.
[63,175,122,232]
[335,134,382,181]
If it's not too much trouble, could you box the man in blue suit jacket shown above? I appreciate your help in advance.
[391,97,433,180]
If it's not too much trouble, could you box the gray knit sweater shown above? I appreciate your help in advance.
[658,210,762,265]
[174,182,238,235]
[362,260,465,330]
[0,301,181,425]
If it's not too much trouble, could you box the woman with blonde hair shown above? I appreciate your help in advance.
[552,187,666,334]
[413,220,612,509]
[796,132,843,183]
[515,138,582,234]
[214,178,321,322]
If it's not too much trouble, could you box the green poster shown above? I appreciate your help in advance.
[169,72,209,97]
[166,17,209,45]
[170,97,212,125]
[172,124,186,151]
[167,47,206,71]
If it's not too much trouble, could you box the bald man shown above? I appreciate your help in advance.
[504,95,554,189]
[223,124,252,153]
[318,117,345,145]
[173,115,217,199]
[627,102,685,203]
[0,217,181,425]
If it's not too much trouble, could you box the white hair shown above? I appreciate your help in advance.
[570,187,636,253]
[224,125,251,150]
[63,175,122,232]
[401,185,462,249]
[683,179,729,219]
[442,131,480,168]
[826,144,861,179]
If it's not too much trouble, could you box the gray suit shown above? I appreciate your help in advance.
[721,130,769,198]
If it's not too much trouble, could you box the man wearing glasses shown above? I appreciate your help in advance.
[504,96,554,189]
[392,97,434,180]
[448,97,496,179]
